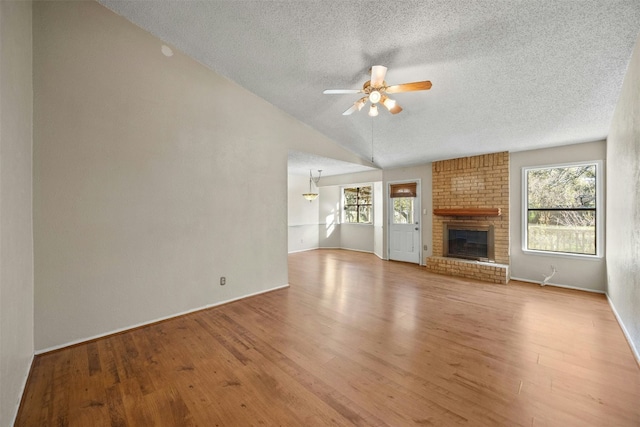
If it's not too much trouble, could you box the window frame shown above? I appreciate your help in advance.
[342,184,373,225]
[521,160,604,259]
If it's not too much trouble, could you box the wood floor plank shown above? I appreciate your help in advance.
[15,249,640,426]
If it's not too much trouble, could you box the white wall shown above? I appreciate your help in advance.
[373,181,384,258]
[383,164,433,265]
[607,32,640,361]
[317,171,383,254]
[288,174,319,253]
[32,1,370,351]
[317,185,341,248]
[340,224,375,253]
[318,170,383,187]
[509,141,607,291]
[318,184,376,253]
[0,1,34,425]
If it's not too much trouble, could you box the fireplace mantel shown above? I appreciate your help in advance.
[433,208,501,217]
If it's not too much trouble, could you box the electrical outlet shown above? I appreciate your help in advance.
[220,277,226,286]
[423,244,428,251]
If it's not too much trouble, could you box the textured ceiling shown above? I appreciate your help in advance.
[287,151,377,177]
[98,0,640,174]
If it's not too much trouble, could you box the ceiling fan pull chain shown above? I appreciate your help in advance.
[371,118,374,163]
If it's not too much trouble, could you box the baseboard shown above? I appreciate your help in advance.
[11,353,35,427]
[510,276,606,294]
[35,284,290,355]
[317,246,374,255]
[606,294,640,367]
[318,247,390,262]
[336,247,374,254]
[288,247,319,254]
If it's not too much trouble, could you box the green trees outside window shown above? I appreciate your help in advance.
[344,186,372,224]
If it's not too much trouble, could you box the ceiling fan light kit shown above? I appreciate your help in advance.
[324,65,431,116]
[381,95,402,114]
[368,90,381,104]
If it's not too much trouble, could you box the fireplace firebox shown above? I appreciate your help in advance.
[443,223,494,261]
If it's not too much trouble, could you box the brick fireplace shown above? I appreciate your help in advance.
[426,152,510,284]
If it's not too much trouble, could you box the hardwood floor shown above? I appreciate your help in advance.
[16,249,640,426]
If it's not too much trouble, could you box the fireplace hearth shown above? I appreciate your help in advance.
[443,223,494,261]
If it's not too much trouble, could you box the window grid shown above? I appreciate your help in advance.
[343,186,372,224]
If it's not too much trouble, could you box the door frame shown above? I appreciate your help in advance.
[387,179,422,265]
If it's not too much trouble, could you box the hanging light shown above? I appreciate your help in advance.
[302,169,322,202]
[368,103,379,117]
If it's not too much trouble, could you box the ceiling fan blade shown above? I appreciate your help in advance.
[342,97,368,115]
[389,103,403,114]
[381,95,403,114]
[342,104,358,116]
[370,65,387,88]
[385,80,432,94]
[323,89,362,95]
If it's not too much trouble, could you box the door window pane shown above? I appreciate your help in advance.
[393,197,414,224]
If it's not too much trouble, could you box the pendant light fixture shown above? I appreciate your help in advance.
[302,169,322,202]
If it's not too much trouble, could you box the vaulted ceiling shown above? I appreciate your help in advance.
[98,1,640,175]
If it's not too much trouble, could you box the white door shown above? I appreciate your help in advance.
[389,182,421,263]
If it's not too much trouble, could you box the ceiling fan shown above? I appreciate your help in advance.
[323,65,432,116]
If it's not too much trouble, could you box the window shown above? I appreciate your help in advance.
[523,161,602,257]
[343,186,372,224]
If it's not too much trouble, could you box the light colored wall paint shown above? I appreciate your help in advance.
[373,182,384,258]
[33,1,370,351]
[288,174,320,226]
[318,186,342,248]
[288,174,319,252]
[287,225,319,253]
[382,165,433,265]
[314,170,384,255]
[510,141,607,291]
[318,170,383,187]
[340,224,375,253]
[0,1,34,425]
[292,170,385,254]
[317,183,378,253]
[606,32,640,361]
